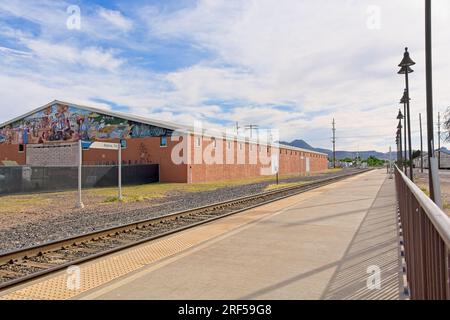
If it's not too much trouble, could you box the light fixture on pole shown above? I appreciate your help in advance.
[399,89,409,175]
[395,134,400,167]
[397,120,403,171]
[398,47,415,181]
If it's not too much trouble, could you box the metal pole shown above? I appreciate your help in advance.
[77,140,84,208]
[396,135,399,166]
[389,146,393,179]
[419,113,424,172]
[332,118,336,168]
[438,111,441,169]
[405,71,413,181]
[399,129,403,168]
[425,0,436,201]
[402,100,407,174]
[118,143,122,201]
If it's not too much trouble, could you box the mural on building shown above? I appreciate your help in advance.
[0,103,172,145]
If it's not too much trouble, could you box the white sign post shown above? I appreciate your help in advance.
[271,154,279,184]
[118,143,122,202]
[76,140,84,208]
[77,141,124,206]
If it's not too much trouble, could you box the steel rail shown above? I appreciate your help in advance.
[0,169,370,291]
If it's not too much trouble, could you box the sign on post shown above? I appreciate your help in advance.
[89,141,120,150]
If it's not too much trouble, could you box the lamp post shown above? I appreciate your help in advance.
[400,89,409,175]
[425,0,436,202]
[397,121,403,171]
[397,110,404,171]
[395,134,400,167]
[398,47,415,182]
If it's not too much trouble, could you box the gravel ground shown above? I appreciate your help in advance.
[0,169,362,254]
[413,169,450,215]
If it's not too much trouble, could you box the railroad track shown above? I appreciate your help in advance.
[0,169,370,291]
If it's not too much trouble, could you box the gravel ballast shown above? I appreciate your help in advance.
[0,169,363,254]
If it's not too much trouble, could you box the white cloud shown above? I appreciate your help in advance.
[1,0,450,152]
[23,39,124,71]
[98,8,133,31]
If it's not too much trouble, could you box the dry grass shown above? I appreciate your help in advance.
[0,194,51,213]
[98,173,312,203]
[264,181,308,191]
[0,172,318,207]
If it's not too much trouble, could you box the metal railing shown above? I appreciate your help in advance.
[395,166,450,299]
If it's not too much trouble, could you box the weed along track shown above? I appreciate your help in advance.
[0,169,369,290]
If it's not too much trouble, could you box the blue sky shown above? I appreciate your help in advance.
[0,0,449,151]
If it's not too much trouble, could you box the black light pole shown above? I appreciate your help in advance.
[397,115,403,171]
[398,49,415,182]
[400,90,409,174]
[419,113,424,173]
[425,0,436,201]
[396,134,400,167]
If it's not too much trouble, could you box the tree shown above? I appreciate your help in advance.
[366,156,384,167]
[412,150,421,159]
[444,107,450,142]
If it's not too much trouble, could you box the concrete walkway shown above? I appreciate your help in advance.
[73,170,404,300]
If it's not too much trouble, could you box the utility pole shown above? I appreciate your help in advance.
[245,124,259,139]
[332,118,336,168]
[419,113,424,173]
[438,112,441,169]
[235,121,240,135]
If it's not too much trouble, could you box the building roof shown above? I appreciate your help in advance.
[0,100,328,156]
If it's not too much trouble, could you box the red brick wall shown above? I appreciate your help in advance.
[82,137,188,183]
[187,135,328,183]
[0,134,328,183]
[0,144,26,165]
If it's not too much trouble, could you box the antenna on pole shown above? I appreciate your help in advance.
[245,124,259,139]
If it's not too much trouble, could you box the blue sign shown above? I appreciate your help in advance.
[120,139,127,149]
[81,140,93,150]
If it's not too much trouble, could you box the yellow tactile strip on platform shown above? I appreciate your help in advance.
[0,173,364,300]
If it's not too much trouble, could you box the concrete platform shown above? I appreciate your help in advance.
[0,169,404,300]
[79,170,404,300]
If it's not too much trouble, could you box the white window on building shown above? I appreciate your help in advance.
[195,136,201,148]
[227,141,232,149]
[239,143,243,151]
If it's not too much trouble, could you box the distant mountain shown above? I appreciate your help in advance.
[280,139,394,160]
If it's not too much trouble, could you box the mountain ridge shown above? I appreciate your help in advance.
[280,139,393,160]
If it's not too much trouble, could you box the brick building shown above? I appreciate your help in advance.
[0,100,328,183]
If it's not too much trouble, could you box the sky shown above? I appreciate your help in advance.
[0,0,449,152]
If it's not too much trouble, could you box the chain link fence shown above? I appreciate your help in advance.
[0,164,159,195]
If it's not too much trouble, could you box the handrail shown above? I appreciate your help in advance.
[395,165,450,300]
[395,166,450,248]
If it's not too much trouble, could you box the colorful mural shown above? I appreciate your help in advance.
[0,103,172,145]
